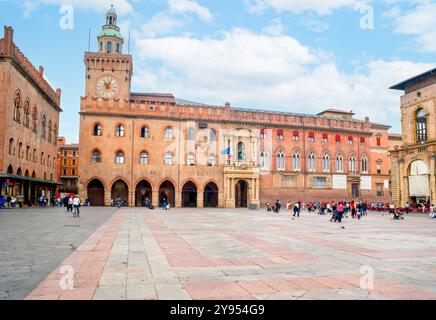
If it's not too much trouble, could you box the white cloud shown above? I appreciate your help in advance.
[19,0,134,15]
[393,2,436,52]
[245,0,357,15]
[169,0,213,22]
[132,28,434,131]
[138,12,184,38]
[262,18,285,36]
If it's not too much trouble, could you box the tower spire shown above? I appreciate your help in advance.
[97,5,124,54]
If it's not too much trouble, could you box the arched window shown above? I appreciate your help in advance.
[361,156,368,174]
[164,152,173,165]
[322,154,330,172]
[23,99,30,127]
[187,152,195,165]
[292,152,301,171]
[139,151,149,165]
[93,123,102,136]
[115,150,125,164]
[8,138,14,155]
[308,152,316,172]
[41,115,46,140]
[18,143,23,158]
[349,156,356,172]
[260,150,269,170]
[31,106,37,132]
[187,128,195,140]
[140,126,149,138]
[164,127,173,139]
[416,108,427,142]
[276,151,285,171]
[13,91,21,122]
[53,124,57,145]
[107,41,112,52]
[48,120,52,143]
[210,129,216,141]
[92,150,101,163]
[208,154,216,166]
[336,154,343,173]
[237,142,246,161]
[115,124,125,137]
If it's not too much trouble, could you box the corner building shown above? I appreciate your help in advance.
[0,26,62,204]
[78,8,394,208]
[390,68,436,207]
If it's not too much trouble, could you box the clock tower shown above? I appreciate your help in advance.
[82,5,133,108]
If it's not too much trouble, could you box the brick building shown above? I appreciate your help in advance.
[56,137,79,194]
[0,26,62,205]
[390,68,436,207]
[78,8,395,208]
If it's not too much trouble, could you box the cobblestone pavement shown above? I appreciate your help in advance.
[0,207,116,299]
[5,207,436,300]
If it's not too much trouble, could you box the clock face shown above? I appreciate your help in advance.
[96,76,119,99]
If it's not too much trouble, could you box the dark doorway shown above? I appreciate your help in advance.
[204,182,218,207]
[159,180,175,208]
[182,181,197,207]
[135,180,152,207]
[235,180,248,208]
[111,180,129,206]
[87,178,105,206]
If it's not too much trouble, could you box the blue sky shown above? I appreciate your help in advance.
[1,0,435,143]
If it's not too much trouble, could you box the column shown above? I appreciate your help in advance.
[175,190,181,208]
[197,191,204,208]
[104,189,111,207]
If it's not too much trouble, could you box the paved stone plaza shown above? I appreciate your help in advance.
[1,207,436,300]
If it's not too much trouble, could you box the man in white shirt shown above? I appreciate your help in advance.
[73,196,81,217]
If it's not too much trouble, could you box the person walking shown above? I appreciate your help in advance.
[293,201,300,217]
[275,199,281,214]
[73,195,81,218]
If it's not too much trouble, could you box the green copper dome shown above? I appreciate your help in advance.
[98,27,123,39]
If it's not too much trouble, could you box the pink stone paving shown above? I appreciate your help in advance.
[26,210,126,300]
[23,208,436,300]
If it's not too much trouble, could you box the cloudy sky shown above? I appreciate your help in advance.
[1,0,435,142]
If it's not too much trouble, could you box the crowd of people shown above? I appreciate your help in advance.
[262,199,436,222]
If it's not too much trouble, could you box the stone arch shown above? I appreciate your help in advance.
[158,180,175,208]
[203,181,219,208]
[181,180,198,208]
[111,179,129,206]
[135,179,153,207]
[87,178,105,206]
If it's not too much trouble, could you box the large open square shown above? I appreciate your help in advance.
[1,207,435,300]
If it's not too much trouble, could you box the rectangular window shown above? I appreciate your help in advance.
[376,184,384,197]
[312,176,327,188]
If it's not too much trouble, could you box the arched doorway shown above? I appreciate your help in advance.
[182,181,197,207]
[235,180,248,208]
[111,179,129,206]
[408,160,430,205]
[159,180,175,208]
[87,179,105,206]
[204,182,218,207]
[135,180,152,207]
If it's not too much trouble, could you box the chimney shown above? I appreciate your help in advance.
[56,88,62,98]
[3,26,14,55]
[39,66,44,77]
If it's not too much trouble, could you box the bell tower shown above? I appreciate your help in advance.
[81,5,133,108]
[97,5,124,54]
